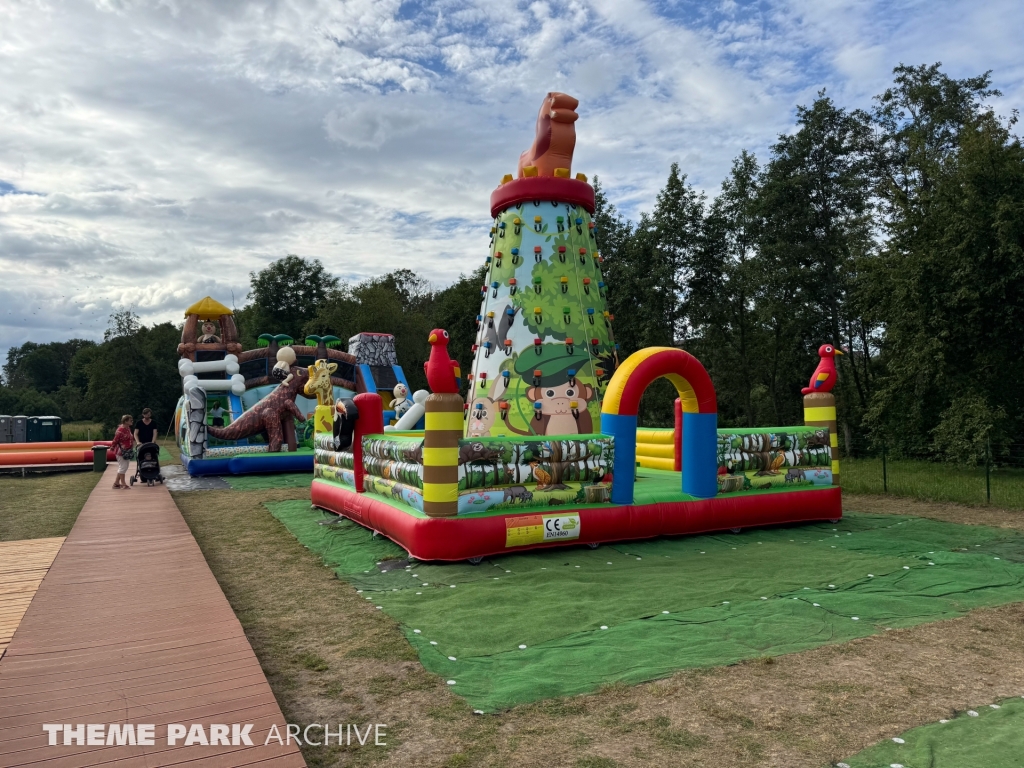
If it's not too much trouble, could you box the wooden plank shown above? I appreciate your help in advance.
[0,537,64,659]
[0,465,305,768]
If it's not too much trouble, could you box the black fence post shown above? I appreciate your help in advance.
[986,438,991,504]
[882,440,888,494]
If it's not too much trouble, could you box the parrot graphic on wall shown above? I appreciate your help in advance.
[425,329,462,393]
[801,344,843,395]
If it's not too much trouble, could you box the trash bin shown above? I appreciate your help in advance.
[92,445,108,472]
[0,415,11,443]
[12,416,27,443]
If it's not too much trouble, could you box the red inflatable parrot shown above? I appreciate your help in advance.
[424,329,461,393]
[801,344,843,395]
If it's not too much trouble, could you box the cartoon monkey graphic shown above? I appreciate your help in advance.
[505,349,597,437]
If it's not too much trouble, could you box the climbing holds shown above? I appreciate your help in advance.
[498,221,506,238]
[533,306,543,320]
[511,247,520,265]
[491,282,499,298]
[499,401,509,421]
[486,310,495,327]
[534,401,543,420]
[534,338,542,355]
[582,277,591,294]
[565,336,574,354]
[533,369,543,386]
[575,217,583,234]
[513,217,522,235]
[563,307,572,323]
[533,276,542,294]
[509,277,518,295]
[558,245,567,262]
[587,307,595,325]
[533,215,543,232]
[534,245,542,263]
[556,215,565,232]
[503,339,513,355]
[560,276,569,294]
[567,368,577,387]
[579,247,588,264]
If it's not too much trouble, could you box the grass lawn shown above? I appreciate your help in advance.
[172,480,1024,768]
[0,470,102,540]
[844,456,1024,509]
[0,437,179,541]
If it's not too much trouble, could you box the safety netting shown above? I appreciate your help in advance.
[267,501,1024,711]
[840,695,1024,767]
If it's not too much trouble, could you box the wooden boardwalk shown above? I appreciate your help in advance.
[0,537,65,659]
[0,465,305,768]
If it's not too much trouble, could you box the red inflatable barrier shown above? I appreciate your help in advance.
[311,480,842,562]
[0,441,111,452]
[0,450,111,466]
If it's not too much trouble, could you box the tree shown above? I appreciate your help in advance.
[307,271,437,393]
[754,92,875,427]
[865,69,1024,454]
[653,163,706,345]
[688,151,766,427]
[237,255,339,345]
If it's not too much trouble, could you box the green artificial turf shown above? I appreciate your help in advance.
[224,473,313,491]
[268,503,1024,711]
[840,695,1024,768]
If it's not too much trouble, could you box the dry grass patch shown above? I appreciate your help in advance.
[846,493,1024,531]
[175,487,1024,767]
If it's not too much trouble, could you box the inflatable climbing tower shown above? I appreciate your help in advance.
[468,93,616,438]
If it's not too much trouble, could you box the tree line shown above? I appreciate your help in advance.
[600,63,1024,461]
[2,63,1021,460]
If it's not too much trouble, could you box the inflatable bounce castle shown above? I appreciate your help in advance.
[173,298,418,475]
[309,92,843,560]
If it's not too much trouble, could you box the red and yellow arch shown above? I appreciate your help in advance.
[602,347,717,417]
[601,347,719,502]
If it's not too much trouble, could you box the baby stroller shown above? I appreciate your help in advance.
[130,442,164,486]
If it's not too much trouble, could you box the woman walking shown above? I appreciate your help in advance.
[112,414,135,489]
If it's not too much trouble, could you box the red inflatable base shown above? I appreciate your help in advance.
[311,480,843,562]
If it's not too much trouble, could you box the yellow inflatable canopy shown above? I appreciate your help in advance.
[184,296,232,320]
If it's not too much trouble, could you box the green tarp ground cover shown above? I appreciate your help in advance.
[225,473,312,490]
[267,501,1024,711]
[841,695,1024,767]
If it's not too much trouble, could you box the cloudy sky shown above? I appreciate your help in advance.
[2,0,1022,360]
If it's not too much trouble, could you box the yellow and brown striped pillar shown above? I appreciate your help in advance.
[422,393,463,517]
[804,392,839,485]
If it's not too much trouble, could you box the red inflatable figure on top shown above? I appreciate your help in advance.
[424,329,461,393]
[801,344,843,395]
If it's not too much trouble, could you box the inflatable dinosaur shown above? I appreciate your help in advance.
[517,92,579,178]
[208,366,309,452]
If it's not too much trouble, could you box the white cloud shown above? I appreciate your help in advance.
[0,0,1021,361]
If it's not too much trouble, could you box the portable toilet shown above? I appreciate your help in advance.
[0,415,11,443]
[27,416,41,442]
[37,416,62,442]
[12,415,27,443]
